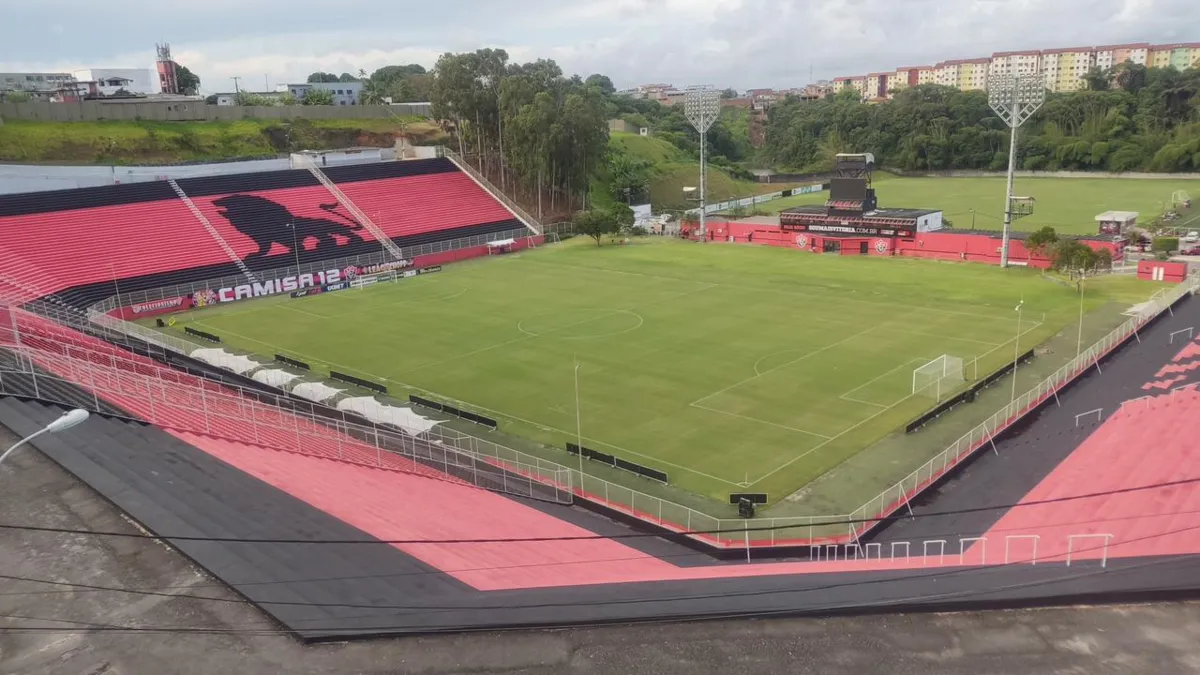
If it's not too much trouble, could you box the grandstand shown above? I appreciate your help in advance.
[2,148,1200,639]
[0,156,532,307]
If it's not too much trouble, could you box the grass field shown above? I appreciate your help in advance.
[744,173,1200,234]
[160,238,1160,506]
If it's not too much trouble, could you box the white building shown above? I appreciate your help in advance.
[0,72,78,100]
[73,68,158,96]
[280,81,363,106]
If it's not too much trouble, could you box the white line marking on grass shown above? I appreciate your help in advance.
[691,326,878,406]
[839,396,888,409]
[749,319,1049,487]
[872,327,1003,347]
[839,358,929,402]
[324,286,472,318]
[749,391,918,487]
[195,322,745,487]
[277,305,333,319]
[690,403,834,440]
[526,257,1017,321]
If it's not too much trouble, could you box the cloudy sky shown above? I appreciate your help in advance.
[1,0,1197,93]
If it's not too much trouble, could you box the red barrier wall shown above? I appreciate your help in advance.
[107,235,544,319]
[1138,260,1188,283]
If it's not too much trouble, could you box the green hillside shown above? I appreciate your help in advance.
[0,118,439,164]
[594,131,800,211]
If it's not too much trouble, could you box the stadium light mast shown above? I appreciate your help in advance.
[988,73,1045,268]
[684,86,720,241]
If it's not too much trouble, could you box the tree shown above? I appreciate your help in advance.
[307,72,340,83]
[204,94,218,105]
[301,88,334,105]
[338,72,359,82]
[1026,226,1059,256]
[175,64,201,96]
[1083,67,1110,91]
[607,153,652,204]
[4,91,32,103]
[609,203,635,232]
[573,209,618,246]
[1049,239,1098,274]
[720,88,738,99]
[584,74,615,95]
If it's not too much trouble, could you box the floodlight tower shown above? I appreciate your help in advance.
[684,86,720,240]
[988,73,1046,268]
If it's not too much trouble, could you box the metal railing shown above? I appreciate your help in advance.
[86,227,532,320]
[0,325,573,504]
[438,146,543,235]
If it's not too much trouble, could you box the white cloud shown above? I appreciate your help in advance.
[0,0,1197,92]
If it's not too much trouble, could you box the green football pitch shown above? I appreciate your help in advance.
[748,174,1198,234]
[161,238,1159,504]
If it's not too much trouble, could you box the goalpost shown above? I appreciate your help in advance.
[350,270,400,290]
[912,355,965,402]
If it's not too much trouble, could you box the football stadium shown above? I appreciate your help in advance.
[2,56,1200,649]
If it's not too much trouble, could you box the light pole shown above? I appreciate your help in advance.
[1076,270,1087,357]
[988,73,1046,268]
[574,360,584,491]
[287,220,301,275]
[0,409,89,467]
[1011,300,1024,405]
[684,86,720,241]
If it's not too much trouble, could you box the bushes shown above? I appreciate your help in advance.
[1152,237,1180,253]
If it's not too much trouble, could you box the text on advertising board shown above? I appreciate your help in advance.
[193,269,342,306]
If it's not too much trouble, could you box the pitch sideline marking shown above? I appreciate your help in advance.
[749,319,1048,487]
[691,326,879,407]
[872,327,1003,347]
[689,403,834,440]
[277,305,334,320]
[839,357,930,403]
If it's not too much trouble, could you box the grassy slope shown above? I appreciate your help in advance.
[0,117,439,164]
[600,132,804,211]
[750,173,1200,234]
[158,237,1158,509]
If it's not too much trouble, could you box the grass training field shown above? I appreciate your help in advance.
[745,173,1199,234]
[160,238,1160,506]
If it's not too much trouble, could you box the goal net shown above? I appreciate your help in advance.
[350,270,399,289]
[912,355,965,401]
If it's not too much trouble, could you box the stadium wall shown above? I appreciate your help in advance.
[102,235,544,320]
[703,220,1122,268]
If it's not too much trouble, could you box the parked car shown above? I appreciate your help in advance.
[1183,245,1200,255]
[1185,230,1200,243]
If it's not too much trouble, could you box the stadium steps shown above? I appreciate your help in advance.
[977,387,1200,562]
[326,171,523,241]
[4,311,467,485]
[167,178,260,283]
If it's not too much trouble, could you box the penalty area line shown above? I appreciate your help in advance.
[689,402,834,440]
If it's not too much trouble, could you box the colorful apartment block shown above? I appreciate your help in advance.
[827,39,1192,102]
[1150,43,1200,70]
[1094,43,1150,70]
[1040,47,1095,92]
[990,50,1041,77]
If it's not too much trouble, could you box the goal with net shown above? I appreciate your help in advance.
[350,270,401,290]
[912,355,965,401]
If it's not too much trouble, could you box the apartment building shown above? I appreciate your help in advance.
[832,37,1195,101]
[1041,47,1095,92]
[990,51,1041,77]
[1094,43,1150,70]
[1150,43,1200,70]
